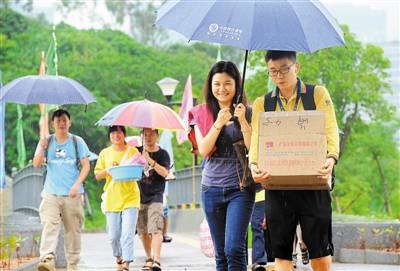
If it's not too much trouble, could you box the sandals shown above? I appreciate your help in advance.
[116,258,124,271]
[301,248,310,265]
[152,260,162,271]
[141,258,153,271]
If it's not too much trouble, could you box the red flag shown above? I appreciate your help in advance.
[177,74,193,144]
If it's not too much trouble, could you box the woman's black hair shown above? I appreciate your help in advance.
[202,61,247,120]
[108,125,126,138]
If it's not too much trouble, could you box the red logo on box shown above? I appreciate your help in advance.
[266,141,274,148]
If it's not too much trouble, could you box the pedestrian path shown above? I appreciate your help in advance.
[76,232,399,271]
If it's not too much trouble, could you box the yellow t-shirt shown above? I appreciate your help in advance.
[94,145,141,212]
[249,84,339,165]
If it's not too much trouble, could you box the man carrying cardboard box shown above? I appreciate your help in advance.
[249,50,339,271]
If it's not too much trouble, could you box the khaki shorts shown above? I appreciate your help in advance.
[137,202,164,235]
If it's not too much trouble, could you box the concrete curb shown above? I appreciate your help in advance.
[339,248,400,265]
[14,258,40,271]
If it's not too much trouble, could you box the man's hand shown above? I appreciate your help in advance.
[251,164,272,185]
[69,182,80,198]
[318,157,335,188]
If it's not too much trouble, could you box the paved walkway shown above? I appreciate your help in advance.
[75,233,398,271]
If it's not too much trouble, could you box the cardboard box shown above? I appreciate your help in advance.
[257,111,329,190]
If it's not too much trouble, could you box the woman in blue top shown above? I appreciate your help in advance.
[190,61,255,270]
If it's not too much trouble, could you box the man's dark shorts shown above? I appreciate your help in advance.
[265,190,333,260]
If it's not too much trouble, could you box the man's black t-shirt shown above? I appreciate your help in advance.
[139,147,170,204]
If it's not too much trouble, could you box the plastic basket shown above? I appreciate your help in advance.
[109,165,143,182]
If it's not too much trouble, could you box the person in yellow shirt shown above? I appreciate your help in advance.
[94,126,141,271]
[249,50,339,271]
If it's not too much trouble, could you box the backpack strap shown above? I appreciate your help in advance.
[45,135,54,164]
[264,91,277,112]
[264,84,316,112]
[45,134,80,168]
[301,84,316,110]
[72,135,80,168]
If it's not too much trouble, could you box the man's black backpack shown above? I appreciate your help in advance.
[263,84,336,190]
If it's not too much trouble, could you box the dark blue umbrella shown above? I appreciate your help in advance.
[0,75,96,105]
[155,0,345,101]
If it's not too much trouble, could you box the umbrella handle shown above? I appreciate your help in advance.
[236,49,249,105]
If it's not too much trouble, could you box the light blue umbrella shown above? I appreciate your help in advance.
[155,0,345,100]
[0,75,96,105]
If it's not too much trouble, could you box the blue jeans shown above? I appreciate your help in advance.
[202,185,255,271]
[105,208,139,262]
[251,201,267,265]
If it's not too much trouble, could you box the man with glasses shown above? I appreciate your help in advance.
[249,50,339,271]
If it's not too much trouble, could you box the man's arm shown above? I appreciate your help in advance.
[315,86,340,183]
[69,156,90,198]
[143,150,169,178]
[32,138,48,168]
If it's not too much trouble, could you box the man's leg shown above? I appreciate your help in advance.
[61,196,84,270]
[140,234,152,259]
[310,256,331,271]
[275,258,294,271]
[265,191,298,271]
[251,201,267,268]
[162,206,172,243]
[151,232,163,263]
[38,193,62,271]
[147,202,164,265]
[298,190,333,271]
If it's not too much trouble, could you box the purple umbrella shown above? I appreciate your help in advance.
[155,0,345,101]
[0,75,96,105]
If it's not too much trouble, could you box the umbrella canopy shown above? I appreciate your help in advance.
[96,99,186,131]
[155,0,344,52]
[126,136,142,147]
[155,0,345,102]
[0,75,96,105]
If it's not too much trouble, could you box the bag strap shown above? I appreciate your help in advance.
[264,91,276,112]
[265,84,316,112]
[72,135,80,168]
[301,84,316,110]
[46,134,80,168]
[45,135,53,164]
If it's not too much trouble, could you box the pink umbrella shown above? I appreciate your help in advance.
[125,135,141,147]
[96,99,185,130]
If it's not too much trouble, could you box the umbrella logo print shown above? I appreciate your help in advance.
[209,23,219,33]
[208,23,242,41]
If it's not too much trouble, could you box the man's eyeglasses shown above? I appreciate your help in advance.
[268,63,296,77]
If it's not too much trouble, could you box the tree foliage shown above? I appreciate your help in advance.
[1,9,213,174]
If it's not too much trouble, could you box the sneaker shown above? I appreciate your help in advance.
[162,235,172,243]
[37,255,55,271]
[292,253,297,268]
[301,249,310,265]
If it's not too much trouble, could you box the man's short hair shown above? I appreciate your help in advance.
[51,109,71,121]
[108,125,126,137]
[141,128,159,135]
[265,50,297,63]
